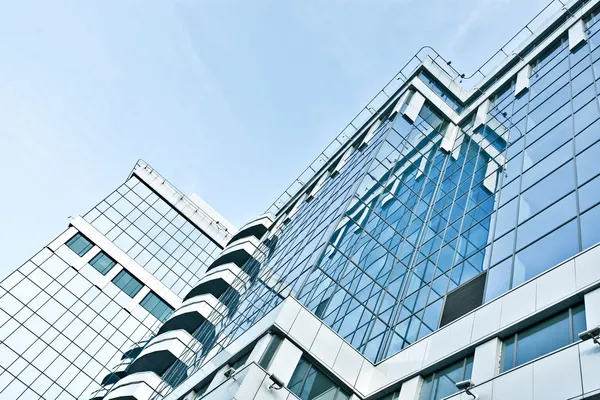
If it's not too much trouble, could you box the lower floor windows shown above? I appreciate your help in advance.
[420,355,473,400]
[288,357,351,400]
[501,303,586,372]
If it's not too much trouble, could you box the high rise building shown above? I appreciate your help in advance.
[0,161,235,400]
[5,0,600,400]
[93,1,600,400]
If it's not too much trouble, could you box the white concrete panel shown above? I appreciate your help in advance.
[535,260,576,310]
[267,339,302,385]
[440,123,460,154]
[360,119,382,149]
[126,286,151,313]
[532,345,582,400]
[492,363,533,400]
[515,65,532,97]
[425,313,473,365]
[273,298,302,333]
[332,147,355,176]
[416,156,428,179]
[472,338,502,384]
[403,91,426,123]
[451,131,464,160]
[248,334,273,364]
[569,19,587,51]
[378,338,428,383]
[500,282,536,328]
[355,360,386,396]
[483,161,498,194]
[309,325,343,368]
[397,375,424,400]
[47,227,78,252]
[471,298,502,342]
[288,308,321,349]
[579,339,600,394]
[584,287,600,328]
[474,100,492,131]
[332,342,364,386]
[575,245,600,290]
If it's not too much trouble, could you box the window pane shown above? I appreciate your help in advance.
[89,252,116,275]
[581,203,600,250]
[65,233,93,256]
[572,304,587,340]
[140,292,173,322]
[111,270,143,297]
[502,335,515,372]
[515,310,570,367]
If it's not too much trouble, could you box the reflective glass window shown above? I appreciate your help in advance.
[420,355,474,400]
[288,357,350,400]
[111,270,143,297]
[65,233,93,256]
[140,291,173,322]
[88,251,116,275]
[502,304,585,371]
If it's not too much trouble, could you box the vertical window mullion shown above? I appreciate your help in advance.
[513,333,518,369]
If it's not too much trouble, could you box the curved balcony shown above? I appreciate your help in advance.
[128,330,197,376]
[207,237,263,272]
[122,336,153,360]
[101,358,132,385]
[104,372,165,400]
[89,383,114,400]
[183,263,250,302]
[226,214,274,245]
[157,294,227,336]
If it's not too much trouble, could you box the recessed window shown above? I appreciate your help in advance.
[89,251,116,275]
[420,355,474,400]
[111,270,143,298]
[502,303,586,372]
[66,233,94,256]
[140,291,173,322]
[288,357,350,400]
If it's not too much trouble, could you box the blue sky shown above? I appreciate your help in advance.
[0,0,550,279]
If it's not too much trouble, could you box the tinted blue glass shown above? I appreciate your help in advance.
[112,270,143,297]
[65,233,93,256]
[515,310,570,367]
[89,251,116,275]
[512,220,578,286]
[140,291,173,322]
[581,204,600,250]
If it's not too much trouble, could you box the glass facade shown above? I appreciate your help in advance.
[158,11,600,395]
[0,171,227,399]
[84,176,222,297]
[0,241,160,399]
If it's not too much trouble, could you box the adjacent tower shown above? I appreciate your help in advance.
[0,161,234,400]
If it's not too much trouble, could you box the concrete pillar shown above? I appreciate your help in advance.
[474,100,491,131]
[403,91,426,123]
[584,287,600,328]
[397,375,425,400]
[265,338,303,386]
[515,65,532,97]
[441,123,460,154]
[471,338,502,384]
[569,19,587,51]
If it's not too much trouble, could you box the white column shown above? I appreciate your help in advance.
[265,338,303,385]
[397,375,424,400]
[474,100,491,131]
[515,65,532,97]
[471,338,502,384]
[403,91,426,123]
[569,19,587,51]
[584,287,600,328]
